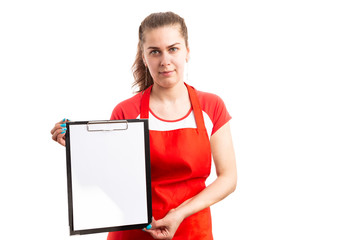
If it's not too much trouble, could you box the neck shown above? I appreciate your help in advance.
[151,81,188,103]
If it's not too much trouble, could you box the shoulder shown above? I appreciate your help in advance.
[195,88,232,135]
[196,90,224,108]
[195,89,228,119]
[110,92,142,120]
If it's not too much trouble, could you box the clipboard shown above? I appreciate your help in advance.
[65,119,152,235]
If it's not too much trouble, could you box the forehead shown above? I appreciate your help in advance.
[142,25,185,47]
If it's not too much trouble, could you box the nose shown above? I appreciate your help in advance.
[160,52,171,66]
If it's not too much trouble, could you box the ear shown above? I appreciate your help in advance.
[186,47,190,62]
[142,54,147,67]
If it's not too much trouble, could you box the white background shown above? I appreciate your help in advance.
[1,0,359,239]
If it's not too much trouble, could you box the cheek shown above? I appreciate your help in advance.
[177,52,188,65]
[174,58,186,70]
[148,63,159,75]
[146,58,159,72]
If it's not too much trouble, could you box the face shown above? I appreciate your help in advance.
[142,25,190,89]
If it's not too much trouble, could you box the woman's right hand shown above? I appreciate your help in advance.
[51,118,70,146]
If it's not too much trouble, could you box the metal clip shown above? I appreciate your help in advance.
[87,120,128,132]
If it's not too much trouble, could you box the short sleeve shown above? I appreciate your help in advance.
[110,105,125,120]
[110,92,142,120]
[210,95,231,135]
[197,90,232,136]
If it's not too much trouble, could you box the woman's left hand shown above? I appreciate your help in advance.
[143,209,184,240]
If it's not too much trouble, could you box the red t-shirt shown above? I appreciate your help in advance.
[110,87,231,137]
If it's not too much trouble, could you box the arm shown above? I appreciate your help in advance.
[176,121,237,216]
[145,122,237,239]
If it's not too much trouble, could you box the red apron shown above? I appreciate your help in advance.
[108,83,213,240]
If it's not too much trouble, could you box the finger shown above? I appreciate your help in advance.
[142,217,156,233]
[143,224,152,231]
[147,217,159,229]
[50,124,59,135]
[52,128,60,141]
[51,119,68,138]
[145,228,169,239]
[51,119,64,134]
[59,135,66,146]
[57,128,67,145]
[52,127,67,146]
[56,130,66,146]
[143,219,165,234]
[51,118,69,135]
[52,124,64,139]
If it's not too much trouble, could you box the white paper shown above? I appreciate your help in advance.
[68,122,149,231]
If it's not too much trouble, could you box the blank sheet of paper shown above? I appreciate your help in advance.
[65,120,151,235]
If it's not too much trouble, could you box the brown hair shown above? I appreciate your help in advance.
[132,12,189,92]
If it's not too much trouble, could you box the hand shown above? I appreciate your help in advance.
[143,209,184,240]
[50,118,70,146]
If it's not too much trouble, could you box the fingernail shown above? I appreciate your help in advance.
[67,119,71,121]
[60,124,66,127]
[62,128,67,131]
[146,224,152,230]
[62,118,66,122]
[61,131,65,134]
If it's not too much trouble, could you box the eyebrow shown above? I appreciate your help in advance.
[147,43,181,50]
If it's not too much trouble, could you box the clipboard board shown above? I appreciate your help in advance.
[65,119,152,235]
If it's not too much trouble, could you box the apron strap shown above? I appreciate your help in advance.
[140,83,206,131]
[140,85,152,119]
[185,83,206,131]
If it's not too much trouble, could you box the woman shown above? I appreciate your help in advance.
[51,12,237,240]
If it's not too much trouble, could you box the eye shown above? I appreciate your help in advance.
[169,47,178,52]
[150,50,160,55]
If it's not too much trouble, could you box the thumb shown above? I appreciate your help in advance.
[150,218,164,229]
[143,217,156,231]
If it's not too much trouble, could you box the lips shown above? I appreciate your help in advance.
[160,70,175,76]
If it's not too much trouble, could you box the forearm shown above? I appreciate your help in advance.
[175,172,237,220]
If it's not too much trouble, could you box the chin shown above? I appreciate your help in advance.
[156,78,183,89]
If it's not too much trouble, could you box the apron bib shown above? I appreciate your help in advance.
[108,83,213,240]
